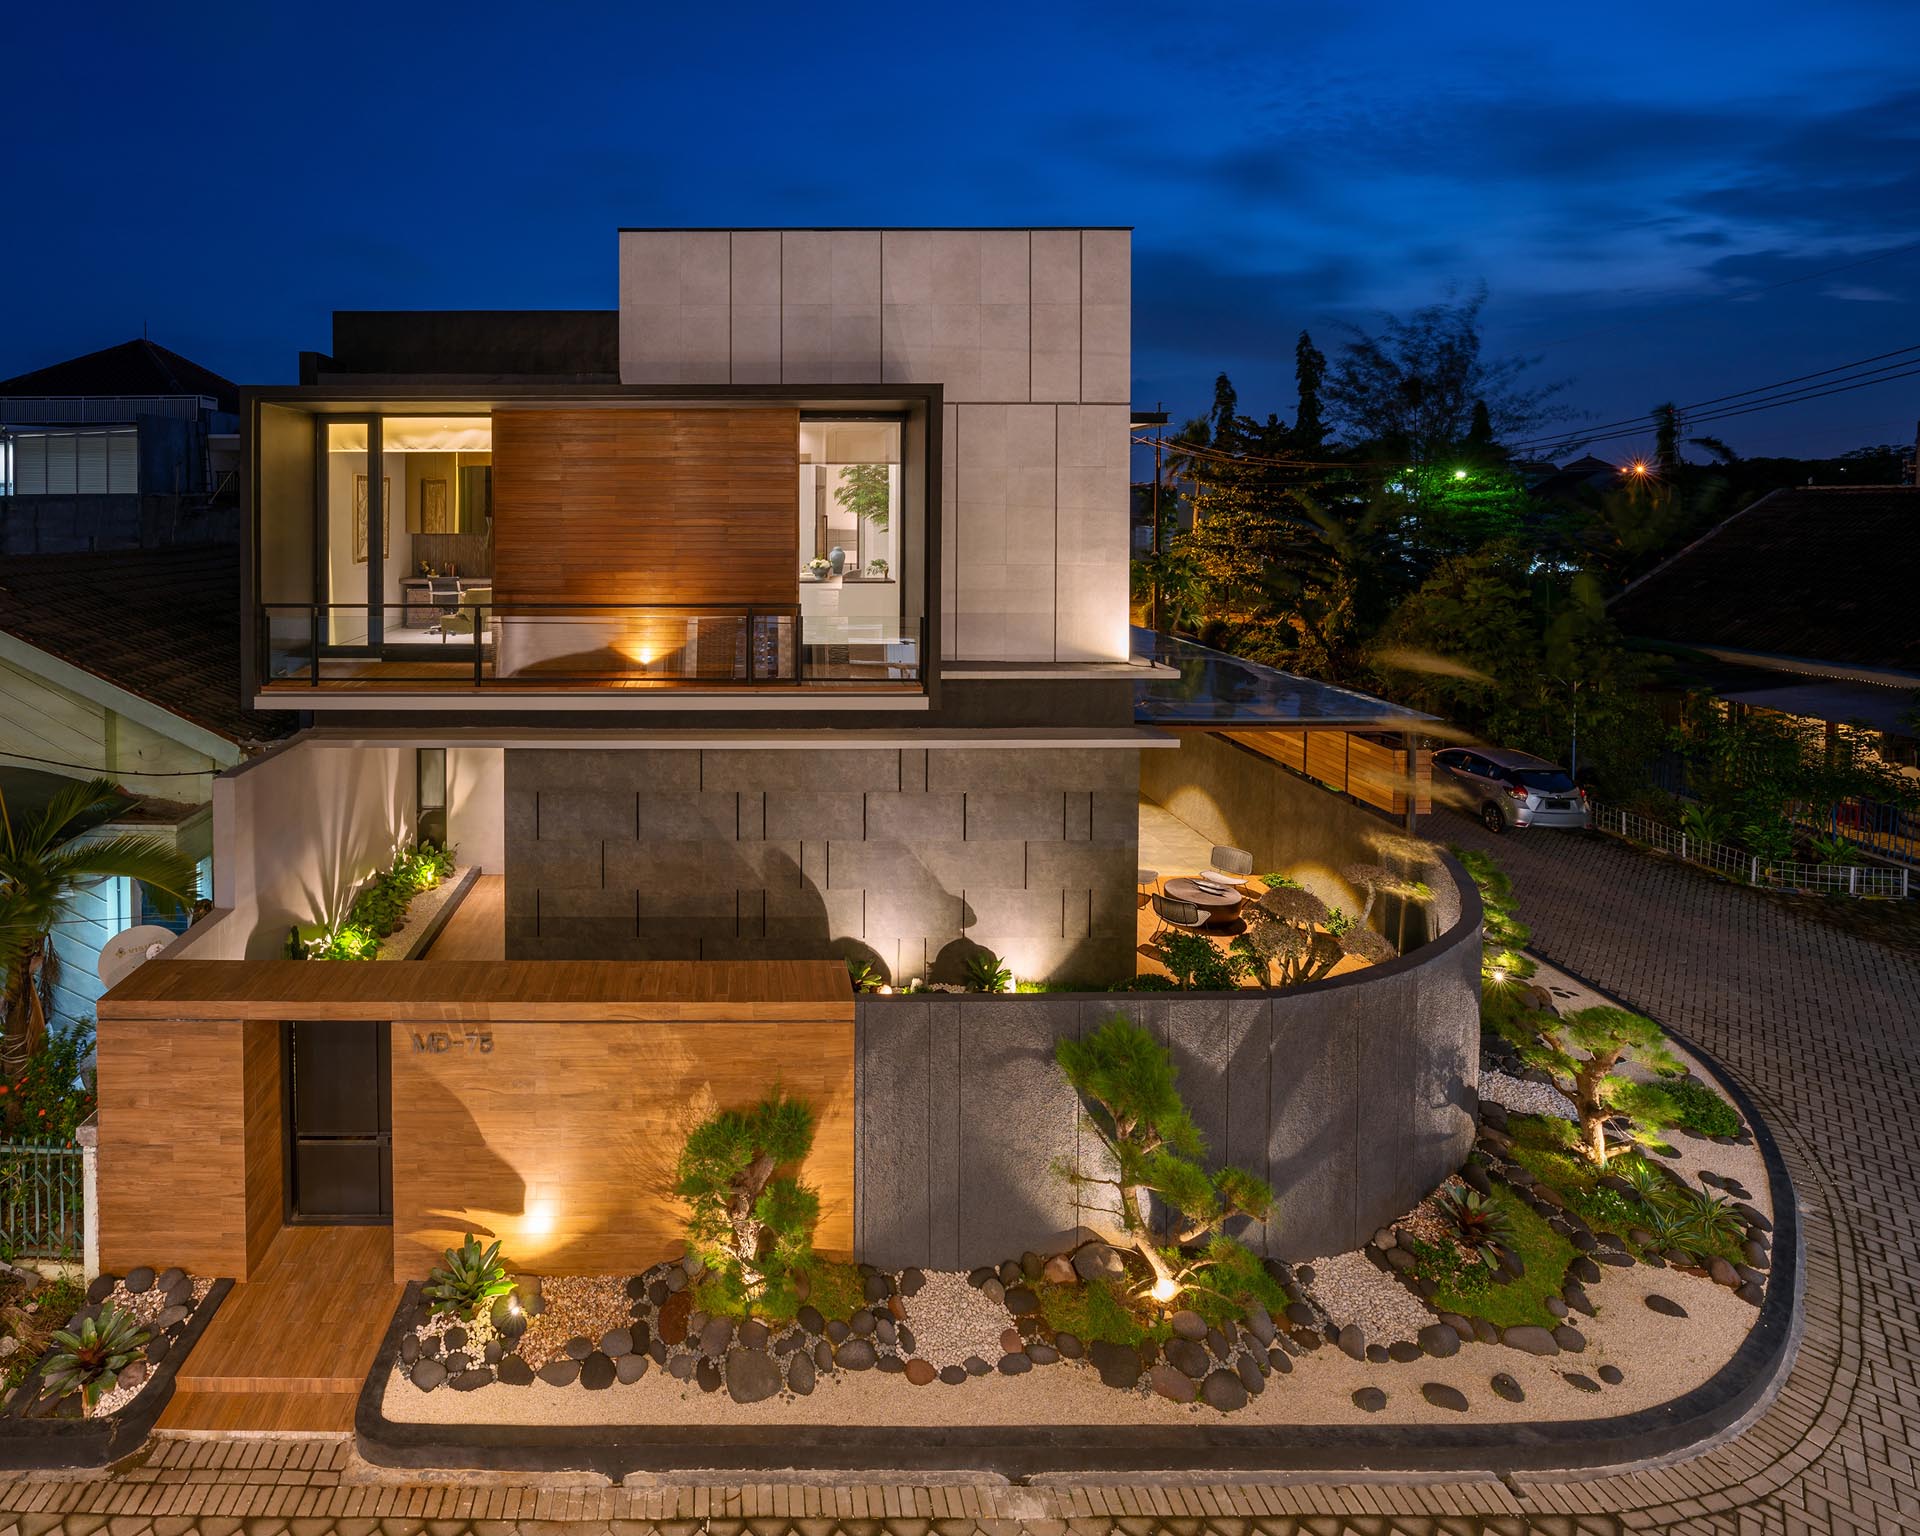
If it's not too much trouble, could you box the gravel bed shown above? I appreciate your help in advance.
[898,1269,1013,1366]
[1481,1069,1577,1120]
[1304,1249,1434,1343]
[84,1273,212,1418]
[512,1275,627,1369]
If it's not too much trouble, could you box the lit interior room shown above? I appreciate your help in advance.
[797,419,901,647]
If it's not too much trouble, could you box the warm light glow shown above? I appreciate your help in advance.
[878,984,893,995]
[1150,1277,1179,1304]
[1627,460,1649,476]
[1491,967,1508,985]
[507,1295,522,1316]
[524,1199,557,1238]
[1453,468,1468,480]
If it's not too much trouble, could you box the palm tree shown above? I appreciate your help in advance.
[0,778,199,1095]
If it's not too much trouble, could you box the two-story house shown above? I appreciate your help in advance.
[234,227,1151,989]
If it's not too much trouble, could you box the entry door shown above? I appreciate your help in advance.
[286,1021,392,1221]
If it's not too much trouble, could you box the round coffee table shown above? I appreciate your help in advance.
[1162,877,1243,922]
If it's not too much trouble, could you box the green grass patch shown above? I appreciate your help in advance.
[692,1257,867,1327]
[1404,1184,1575,1330]
[1036,1275,1167,1348]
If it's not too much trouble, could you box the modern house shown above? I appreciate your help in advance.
[1610,483,1920,858]
[0,339,240,554]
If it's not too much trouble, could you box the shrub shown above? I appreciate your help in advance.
[1054,1015,1274,1306]
[1152,930,1242,990]
[845,959,881,994]
[1120,973,1177,992]
[1451,846,1536,984]
[40,1303,148,1407]
[423,1233,513,1320]
[1666,1185,1748,1250]
[295,841,457,960]
[962,949,1011,993]
[3,1021,95,1140]
[1436,1184,1513,1266]
[1613,1074,1741,1141]
[673,1090,819,1318]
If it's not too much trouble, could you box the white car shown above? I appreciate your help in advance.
[1433,746,1590,834]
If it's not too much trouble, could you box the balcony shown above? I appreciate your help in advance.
[258,602,923,696]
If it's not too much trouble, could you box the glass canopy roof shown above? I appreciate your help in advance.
[1132,628,1434,730]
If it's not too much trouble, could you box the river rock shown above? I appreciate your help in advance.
[837,1338,876,1370]
[1004,1286,1039,1316]
[1202,1369,1248,1412]
[1090,1339,1142,1389]
[1599,1364,1624,1385]
[1055,1331,1084,1359]
[1148,1363,1196,1403]
[1563,1371,1601,1393]
[1417,1323,1460,1358]
[536,1359,579,1387]
[696,1358,722,1393]
[410,1358,446,1391]
[1072,1243,1126,1282]
[1490,1372,1524,1403]
[1501,1325,1560,1356]
[1337,1325,1366,1361]
[1170,1309,1208,1341]
[1268,1347,1292,1375]
[725,1349,783,1404]
[497,1355,535,1386]
[904,1357,937,1385]
[616,1353,648,1385]
[939,1365,967,1385]
[1027,1343,1059,1365]
[1422,1383,1469,1412]
[1352,1386,1387,1412]
[788,1352,816,1395]
[1243,1302,1276,1347]
[1165,1338,1210,1378]
[1042,1254,1077,1285]
[1237,1354,1265,1395]
[1645,1294,1689,1318]
[1553,1325,1588,1352]
[997,1352,1032,1375]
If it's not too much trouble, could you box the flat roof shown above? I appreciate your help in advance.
[99,959,854,1023]
[1132,629,1435,730]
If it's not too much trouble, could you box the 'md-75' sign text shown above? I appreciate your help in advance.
[409,1029,494,1055]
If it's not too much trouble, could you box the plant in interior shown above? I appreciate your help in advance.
[1053,1015,1275,1305]
[0,778,198,1098]
[423,1233,514,1320]
[39,1303,149,1407]
[962,949,1012,993]
[834,462,891,531]
[673,1090,819,1317]
[865,558,889,578]
[1520,1005,1679,1166]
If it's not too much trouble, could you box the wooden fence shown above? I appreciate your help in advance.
[1213,729,1432,817]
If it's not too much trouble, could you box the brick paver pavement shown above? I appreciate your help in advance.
[0,820,1913,1534]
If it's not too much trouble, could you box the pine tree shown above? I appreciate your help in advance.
[1292,331,1327,451]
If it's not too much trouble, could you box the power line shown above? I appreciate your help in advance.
[1504,342,1920,452]
[0,751,215,779]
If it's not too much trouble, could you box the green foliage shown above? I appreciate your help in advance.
[1665,1186,1749,1250]
[1037,1273,1165,1348]
[1451,846,1536,985]
[833,462,891,531]
[423,1233,513,1320]
[962,949,1011,993]
[1323,906,1355,937]
[1806,833,1861,866]
[297,841,455,961]
[0,1275,82,1395]
[1436,1184,1513,1264]
[1612,1075,1741,1140]
[1054,1017,1275,1301]
[40,1303,149,1407]
[1120,973,1178,992]
[1181,1233,1291,1329]
[1520,1005,1678,1165]
[1151,930,1244,990]
[2,1020,95,1141]
[673,1090,819,1319]
[1254,874,1301,890]
[1677,700,1919,839]
[1403,1183,1576,1329]
[1679,802,1733,848]
[845,959,881,994]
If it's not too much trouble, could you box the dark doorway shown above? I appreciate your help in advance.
[285,1021,392,1222]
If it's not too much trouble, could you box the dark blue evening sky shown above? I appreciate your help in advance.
[7,1,1920,458]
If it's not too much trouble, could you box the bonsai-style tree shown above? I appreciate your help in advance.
[673,1090,819,1316]
[1240,885,1343,986]
[1054,1016,1274,1302]
[1523,1005,1678,1166]
[1,779,198,1094]
[834,462,891,531]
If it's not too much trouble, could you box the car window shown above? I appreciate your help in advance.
[1513,768,1575,791]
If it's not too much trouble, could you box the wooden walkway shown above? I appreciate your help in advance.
[157,1225,401,1433]
[425,871,505,960]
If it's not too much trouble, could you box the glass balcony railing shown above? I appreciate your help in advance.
[259,603,923,690]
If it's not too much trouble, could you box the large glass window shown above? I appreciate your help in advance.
[798,418,902,649]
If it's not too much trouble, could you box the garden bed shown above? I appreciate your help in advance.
[0,1266,229,1469]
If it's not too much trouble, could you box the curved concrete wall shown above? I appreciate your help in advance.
[854,851,1483,1265]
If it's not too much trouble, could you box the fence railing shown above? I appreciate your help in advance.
[1593,802,1914,899]
[0,1139,84,1258]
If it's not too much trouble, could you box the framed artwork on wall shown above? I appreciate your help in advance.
[353,475,392,563]
[420,477,450,534]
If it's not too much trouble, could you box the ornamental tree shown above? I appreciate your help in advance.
[1054,1016,1274,1303]
[672,1090,819,1317]
[1525,1006,1678,1166]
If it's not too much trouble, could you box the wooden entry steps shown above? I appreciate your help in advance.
[158,1225,402,1433]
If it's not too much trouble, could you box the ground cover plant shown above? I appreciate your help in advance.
[0,1271,84,1395]
[1399,1180,1576,1330]
[292,840,456,960]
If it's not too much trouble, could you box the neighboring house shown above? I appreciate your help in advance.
[0,545,295,1026]
[0,338,240,554]
[1610,484,1920,855]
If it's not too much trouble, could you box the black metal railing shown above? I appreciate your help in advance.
[259,603,923,690]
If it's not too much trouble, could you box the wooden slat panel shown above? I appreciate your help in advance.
[97,1018,253,1277]
[1212,728,1433,816]
[241,1020,284,1275]
[390,1018,854,1280]
[98,958,854,1023]
[491,409,800,606]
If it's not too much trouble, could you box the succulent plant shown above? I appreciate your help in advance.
[423,1233,514,1319]
[40,1303,150,1407]
[1614,1155,1669,1205]
[1665,1185,1748,1250]
[1437,1185,1513,1263]
[962,949,1011,993]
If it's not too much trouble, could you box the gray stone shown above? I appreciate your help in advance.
[797,1305,826,1335]
[1502,1325,1561,1356]
[997,1352,1032,1375]
[444,1351,472,1375]
[450,1367,494,1391]
[497,1355,535,1386]
[699,1316,735,1357]
[400,1334,419,1365]
[1268,1347,1292,1374]
[154,1304,189,1331]
[1417,1323,1461,1358]
[1090,1339,1141,1389]
[579,1351,615,1390]
[564,1336,592,1361]
[1422,1382,1469,1412]
[669,1355,696,1381]
[813,1339,834,1373]
[1471,1317,1500,1344]
[1388,1340,1422,1363]
[616,1353,649,1384]
[124,1266,155,1294]
[939,1364,968,1385]
[696,1358,722,1393]
[1170,1309,1208,1341]
[836,1338,876,1370]
[85,1275,117,1304]
[1237,1354,1265,1395]
[1553,1325,1588,1352]
[1737,1280,1765,1306]
[1598,1364,1624,1385]
[1148,1363,1196,1402]
[1072,1243,1126,1282]
[1352,1386,1387,1412]
[410,1357,447,1392]
[725,1349,784,1404]
[981,1278,1005,1306]
[1645,1294,1689,1318]
[1202,1369,1249,1412]
[1284,1301,1316,1328]
[1490,1372,1524,1403]
[1545,1296,1569,1318]
[1165,1338,1210,1379]
[1027,1343,1059,1365]
[1242,1302,1276,1347]
[1004,1286,1040,1317]
[1054,1331,1084,1359]
[1563,1371,1602,1393]
[599,1327,633,1358]
[739,1319,769,1350]
[900,1267,927,1295]
[536,1359,580,1386]
[1337,1324,1366,1361]
[964,1355,992,1376]
[864,1271,893,1303]
[1366,1344,1390,1364]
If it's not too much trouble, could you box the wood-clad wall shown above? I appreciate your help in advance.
[389,1018,854,1281]
[96,1016,284,1279]
[491,409,800,606]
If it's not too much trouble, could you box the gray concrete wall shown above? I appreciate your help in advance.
[504,745,1139,985]
[1142,729,1436,949]
[854,852,1483,1266]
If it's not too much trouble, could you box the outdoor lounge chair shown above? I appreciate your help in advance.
[1150,893,1208,936]
[1209,844,1255,884]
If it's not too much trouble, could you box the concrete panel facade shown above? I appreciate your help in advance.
[618,228,1132,663]
[504,745,1139,984]
[854,852,1483,1267]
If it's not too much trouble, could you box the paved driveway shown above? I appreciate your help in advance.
[0,818,1912,1534]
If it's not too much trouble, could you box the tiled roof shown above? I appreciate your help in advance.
[0,339,238,413]
[1610,486,1920,674]
[0,546,295,747]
